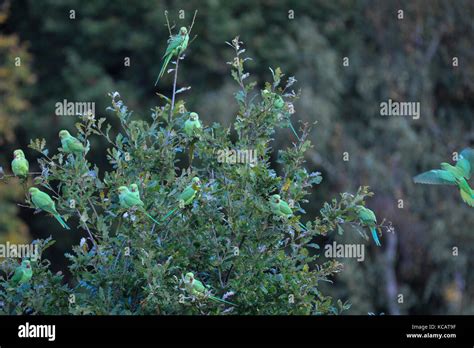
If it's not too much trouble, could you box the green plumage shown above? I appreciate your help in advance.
[270,194,293,218]
[413,148,474,207]
[29,187,70,230]
[183,112,202,137]
[355,205,381,247]
[130,184,140,199]
[11,149,29,178]
[269,194,307,231]
[184,272,236,306]
[59,130,85,155]
[11,260,33,286]
[155,27,189,85]
[262,89,300,140]
[161,177,201,222]
[118,186,159,224]
[178,177,201,205]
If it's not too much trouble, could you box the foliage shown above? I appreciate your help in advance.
[3,0,474,314]
[0,37,374,314]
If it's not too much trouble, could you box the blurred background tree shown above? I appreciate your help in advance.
[1,0,473,314]
[0,1,32,249]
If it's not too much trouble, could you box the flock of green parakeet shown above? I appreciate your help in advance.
[5,23,474,306]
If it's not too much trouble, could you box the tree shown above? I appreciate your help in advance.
[0,35,378,314]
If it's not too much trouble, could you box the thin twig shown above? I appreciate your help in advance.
[77,208,97,246]
[169,53,181,120]
[87,197,100,221]
[224,235,246,285]
[188,10,198,35]
[164,11,172,36]
[0,172,42,180]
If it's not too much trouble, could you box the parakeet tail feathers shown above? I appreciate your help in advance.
[460,189,474,207]
[288,120,300,141]
[209,295,237,306]
[161,207,177,222]
[371,227,381,247]
[143,211,160,225]
[54,214,71,230]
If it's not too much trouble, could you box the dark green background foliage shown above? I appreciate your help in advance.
[0,0,473,314]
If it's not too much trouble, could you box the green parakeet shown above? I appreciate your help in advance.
[29,187,70,230]
[184,112,202,137]
[184,272,236,306]
[355,205,381,247]
[161,177,201,221]
[11,149,29,179]
[269,194,307,231]
[184,113,202,165]
[262,90,299,140]
[130,184,140,199]
[154,26,189,85]
[413,148,474,207]
[59,130,85,155]
[11,260,33,286]
[117,186,159,224]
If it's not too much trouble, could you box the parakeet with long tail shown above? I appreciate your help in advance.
[118,186,159,224]
[59,130,85,155]
[355,205,381,247]
[29,187,70,230]
[262,90,300,141]
[184,272,236,306]
[161,177,201,222]
[154,26,189,86]
[413,148,474,207]
[269,194,307,231]
[11,149,29,179]
[11,260,33,286]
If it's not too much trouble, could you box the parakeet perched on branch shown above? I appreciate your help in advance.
[262,90,299,140]
[355,205,381,247]
[117,186,159,224]
[184,272,236,306]
[59,130,85,155]
[130,184,140,199]
[154,26,189,85]
[11,260,33,286]
[184,112,202,137]
[184,112,202,165]
[269,194,307,231]
[413,148,474,207]
[161,177,201,222]
[11,149,29,179]
[29,187,70,230]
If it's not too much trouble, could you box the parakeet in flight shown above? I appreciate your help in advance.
[269,194,307,231]
[161,177,201,222]
[154,26,189,86]
[413,148,474,207]
[184,112,202,137]
[262,90,299,141]
[117,186,159,224]
[355,205,381,247]
[184,272,236,306]
[11,260,33,286]
[11,149,29,179]
[29,187,70,230]
[59,130,85,155]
